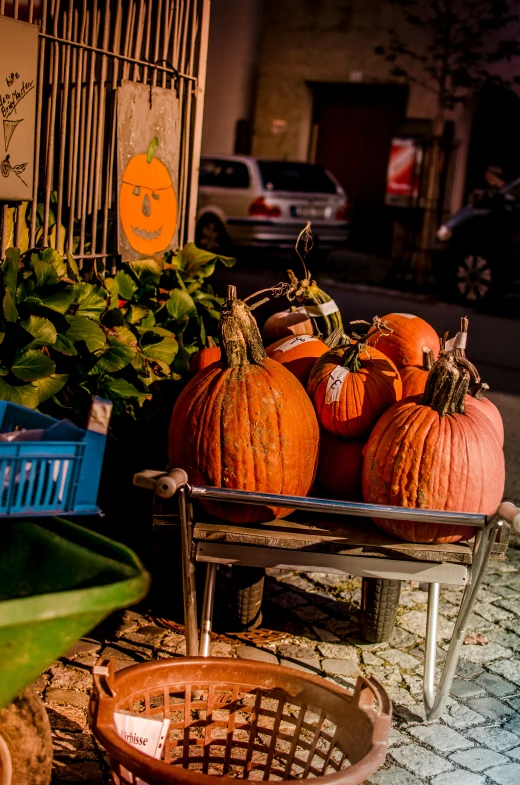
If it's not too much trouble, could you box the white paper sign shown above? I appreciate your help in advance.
[115,712,170,784]
[305,300,339,317]
[274,335,319,353]
[325,365,349,404]
[0,16,39,201]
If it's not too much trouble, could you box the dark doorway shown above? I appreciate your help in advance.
[465,87,520,196]
[311,82,408,254]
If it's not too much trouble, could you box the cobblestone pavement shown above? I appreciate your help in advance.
[41,541,520,785]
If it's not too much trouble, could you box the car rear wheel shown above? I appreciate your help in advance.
[455,252,496,303]
[195,214,230,254]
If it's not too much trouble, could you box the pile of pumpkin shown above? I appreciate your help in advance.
[170,273,505,545]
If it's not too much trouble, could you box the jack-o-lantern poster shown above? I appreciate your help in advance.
[117,80,180,261]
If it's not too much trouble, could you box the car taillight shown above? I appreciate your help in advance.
[335,202,350,221]
[248,197,281,218]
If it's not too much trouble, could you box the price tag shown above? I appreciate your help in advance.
[115,713,170,784]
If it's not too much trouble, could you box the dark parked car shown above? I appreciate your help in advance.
[436,177,520,306]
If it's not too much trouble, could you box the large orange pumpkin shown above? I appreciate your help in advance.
[362,353,505,544]
[400,348,434,397]
[466,386,504,447]
[307,343,402,439]
[120,137,177,255]
[169,285,320,523]
[189,336,221,375]
[266,334,329,386]
[262,307,313,343]
[317,431,364,501]
[367,313,440,369]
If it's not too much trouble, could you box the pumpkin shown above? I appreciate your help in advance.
[120,137,177,255]
[367,313,440,369]
[169,285,320,524]
[467,384,504,447]
[287,269,344,339]
[262,306,313,343]
[362,353,505,544]
[266,334,329,386]
[400,348,434,397]
[307,342,402,439]
[189,336,221,375]
[317,431,364,501]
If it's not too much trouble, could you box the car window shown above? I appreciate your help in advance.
[257,161,339,194]
[199,159,250,188]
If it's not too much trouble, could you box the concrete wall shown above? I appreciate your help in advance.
[201,0,263,155]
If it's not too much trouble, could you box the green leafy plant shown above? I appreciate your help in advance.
[0,244,234,422]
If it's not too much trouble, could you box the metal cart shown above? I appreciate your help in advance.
[135,468,519,723]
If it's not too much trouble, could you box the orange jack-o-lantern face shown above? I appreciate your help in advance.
[120,138,177,255]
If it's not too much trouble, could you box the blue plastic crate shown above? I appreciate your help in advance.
[0,399,110,517]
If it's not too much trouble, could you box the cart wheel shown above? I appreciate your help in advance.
[361,577,401,643]
[0,688,53,785]
[230,566,265,630]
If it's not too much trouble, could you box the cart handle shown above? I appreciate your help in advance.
[133,468,188,499]
[498,502,520,534]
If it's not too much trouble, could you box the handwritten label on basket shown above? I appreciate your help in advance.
[274,335,319,353]
[115,713,170,760]
[305,300,339,318]
[325,366,349,404]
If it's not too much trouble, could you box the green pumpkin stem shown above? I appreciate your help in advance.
[422,352,470,416]
[219,284,267,367]
[146,137,159,164]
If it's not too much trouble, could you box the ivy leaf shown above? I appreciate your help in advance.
[11,349,56,381]
[90,336,136,374]
[104,277,119,309]
[33,373,68,403]
[174,243,235,275]
[34,261,59,288]
[98,376,151,406]
[115,270,137,301]
[41,248,67,277]
[39,287,76,314]
[21,316,57,349]
[3,291,18,322]
[127,304,150,324]
[53,333,78,356]
[127,258,163,287]
[66,252,79,281]
[65,316,106,353]
[2,248,20,299]
[166,289,197,320]
[141,335,178,364]
[0,377,39,409]
[73,282,107,319]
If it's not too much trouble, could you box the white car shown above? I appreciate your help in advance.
[195,155,349,253]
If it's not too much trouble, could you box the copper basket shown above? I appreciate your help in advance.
[89,657,391,784]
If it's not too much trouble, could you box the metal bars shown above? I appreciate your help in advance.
[0,0,210,266]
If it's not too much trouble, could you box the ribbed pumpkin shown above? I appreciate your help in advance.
[317,431,364,501]
[362,353,505,544]
[400,348,434,397]
[262,306,313,343]
[169,285,320,524]
[189,336,221,375]
[307,342,402,439]
[467,385,504,447]
[266,334,329,386]
[287,269,343,339]
[367,313,440,369]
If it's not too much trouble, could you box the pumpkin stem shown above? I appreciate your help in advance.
[341,341,367,373]
[219,285,267,367]
[325,327,349,348]
[473,381,489,401]
[243,282,291,310]
[146,137,159,164]
[206,335,217,349]
[445,316,481,385]
[423,347,434,371]
[422,352,470,415]
[295,221,313,282]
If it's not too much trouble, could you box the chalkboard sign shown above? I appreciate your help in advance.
[0,16,39,201]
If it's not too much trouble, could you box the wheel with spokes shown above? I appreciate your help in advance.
[455,252,495,303]
[195,214,230,254]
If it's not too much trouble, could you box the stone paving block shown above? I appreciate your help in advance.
[407,723,473,753]
[388,728,413,747]
[485,762,520,785]
[48,666,92,692]
[368,664,403,687]
[430,772,486,785]
[236,646,278,664]
[101,643,147,661]
[269,591,307,609]
[441,701,486,730]
[52,760,105,782]
[362,651,385,666]
[321,658,359,676]
[458,642,512,664]
[467,726,520,751]
[506,746,520,761]
[508,697,520,711]
[475,672,518,698]
[388,627,417,648]
[391,743,454,778]
[472,604,514,623]
[316,642,358,660]
[494,598,520,614]
[488,658,520,686]
[369,764,423,785]
[311,625,340,642]
[52,728,98,760]
[380,648,421,670]
[492,586,519,599]
[399,610,454,640]
[503,714,520,736]
[278,574,316,592]
[310,572,348,588]
[467,695,516,720]
[45,689,90,709]
[456,660,484,679]
[277,644,317,659]
[449,747,509,771]
[485,629,520,652]
[449,677,486,700]
[293,605,330,623]
[279,657,321,673]
[63,639,101,660]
